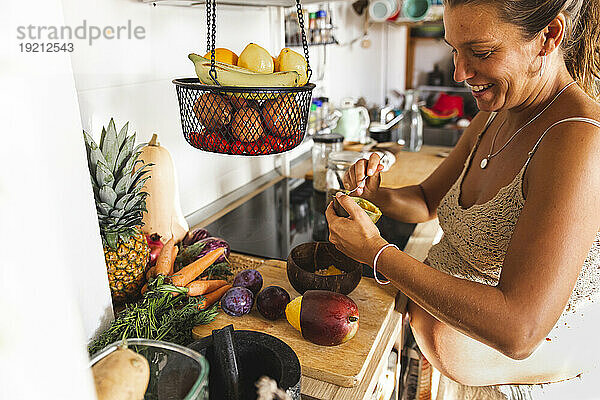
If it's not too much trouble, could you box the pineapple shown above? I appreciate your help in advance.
[83,118,152,304]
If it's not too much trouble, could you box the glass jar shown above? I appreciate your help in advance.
[325,150,366,203]
[89,338,209,399]
[398,89,423,152]
[312,133,344,192]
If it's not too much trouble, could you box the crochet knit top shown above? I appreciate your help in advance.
[427,114,600,334]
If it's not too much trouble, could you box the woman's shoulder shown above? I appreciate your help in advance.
[554,86,600,123]
[527,91,600,185]
[460,111,495,147]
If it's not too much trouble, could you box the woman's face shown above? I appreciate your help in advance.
[443,3,540,112]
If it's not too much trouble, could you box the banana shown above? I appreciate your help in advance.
[188,53,300,88]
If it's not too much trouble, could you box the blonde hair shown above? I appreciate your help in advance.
[444,0,600,101]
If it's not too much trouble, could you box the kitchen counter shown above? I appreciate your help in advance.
[193,145,448,400]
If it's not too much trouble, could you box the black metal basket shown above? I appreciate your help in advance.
[173,0,314,156]
[174,79,315,155]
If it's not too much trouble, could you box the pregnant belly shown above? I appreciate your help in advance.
[408,301,600,386]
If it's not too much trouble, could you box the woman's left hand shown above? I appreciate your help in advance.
[325,193,388,265]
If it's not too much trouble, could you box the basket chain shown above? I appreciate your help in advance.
[296,0,312,81]
[206,0,219,84]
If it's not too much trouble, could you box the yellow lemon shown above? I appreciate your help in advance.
[277,48,308,85]
[237,43,274,73]
[203,48,238,66]
[285,295,302,332]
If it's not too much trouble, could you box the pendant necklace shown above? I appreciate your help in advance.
[480,81,577,169]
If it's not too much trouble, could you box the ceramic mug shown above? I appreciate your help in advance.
[402,0,430,21]
[368,0,399,22]
[332,104,370,143]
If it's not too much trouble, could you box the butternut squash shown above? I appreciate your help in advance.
[138,134,189,243]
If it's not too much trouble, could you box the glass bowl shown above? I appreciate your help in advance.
[89,338,209,400]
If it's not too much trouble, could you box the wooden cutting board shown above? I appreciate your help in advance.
[192,260,399,388]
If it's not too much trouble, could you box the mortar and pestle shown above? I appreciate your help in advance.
[189,325,301,400]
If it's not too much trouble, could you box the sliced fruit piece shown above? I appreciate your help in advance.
[203,48,239,65]
[419,106,458,127]
[333,193,382,223]
[277,48,308,85]
[285,295,302,332]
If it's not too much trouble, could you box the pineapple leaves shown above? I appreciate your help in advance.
[110,209,126,219]
[99,185,118,207]
[104,232,119,249]
[101,118,119,172]
[120,152,138,178]
[99,126,107,151]
[95,161,115,187]
[115,134,135,178]
[114,172,131,195]
[83,131,107,180]
[117,121,129,151]
[115,193,134,210]
[117,213,144,228]
[84,118,152,247]
[96,202,112,216]
[128,165,151,193]
[131,175,151,196]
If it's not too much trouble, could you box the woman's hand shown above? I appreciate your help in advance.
[344,153,385,200]
[325,192,388,265]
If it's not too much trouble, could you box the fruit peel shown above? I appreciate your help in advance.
[288,290,359,346]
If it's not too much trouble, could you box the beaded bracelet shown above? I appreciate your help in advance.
[372,243,398,285]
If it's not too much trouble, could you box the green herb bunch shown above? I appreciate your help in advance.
[88,275,218,356]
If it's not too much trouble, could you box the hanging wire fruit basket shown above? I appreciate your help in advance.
[173,0,315,156]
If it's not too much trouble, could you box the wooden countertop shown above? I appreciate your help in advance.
[379,145,449,188]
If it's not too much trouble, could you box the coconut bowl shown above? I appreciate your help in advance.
[287,242,362,295]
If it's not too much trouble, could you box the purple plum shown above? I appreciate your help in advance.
[232,269,263,295]
[220,287,254,317]
[256,286,291,320]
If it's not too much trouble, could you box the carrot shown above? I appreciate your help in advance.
[141,283,148,295]
[170,247,226,287]
[167,245,179,276]
[186,279,229,297]
[198,284,232,310]
[154,237,176,276]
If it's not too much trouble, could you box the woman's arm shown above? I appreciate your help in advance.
[344,112,492,223]
[327,121,600,360]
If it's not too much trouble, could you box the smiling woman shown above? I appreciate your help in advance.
[324,0,600,399]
